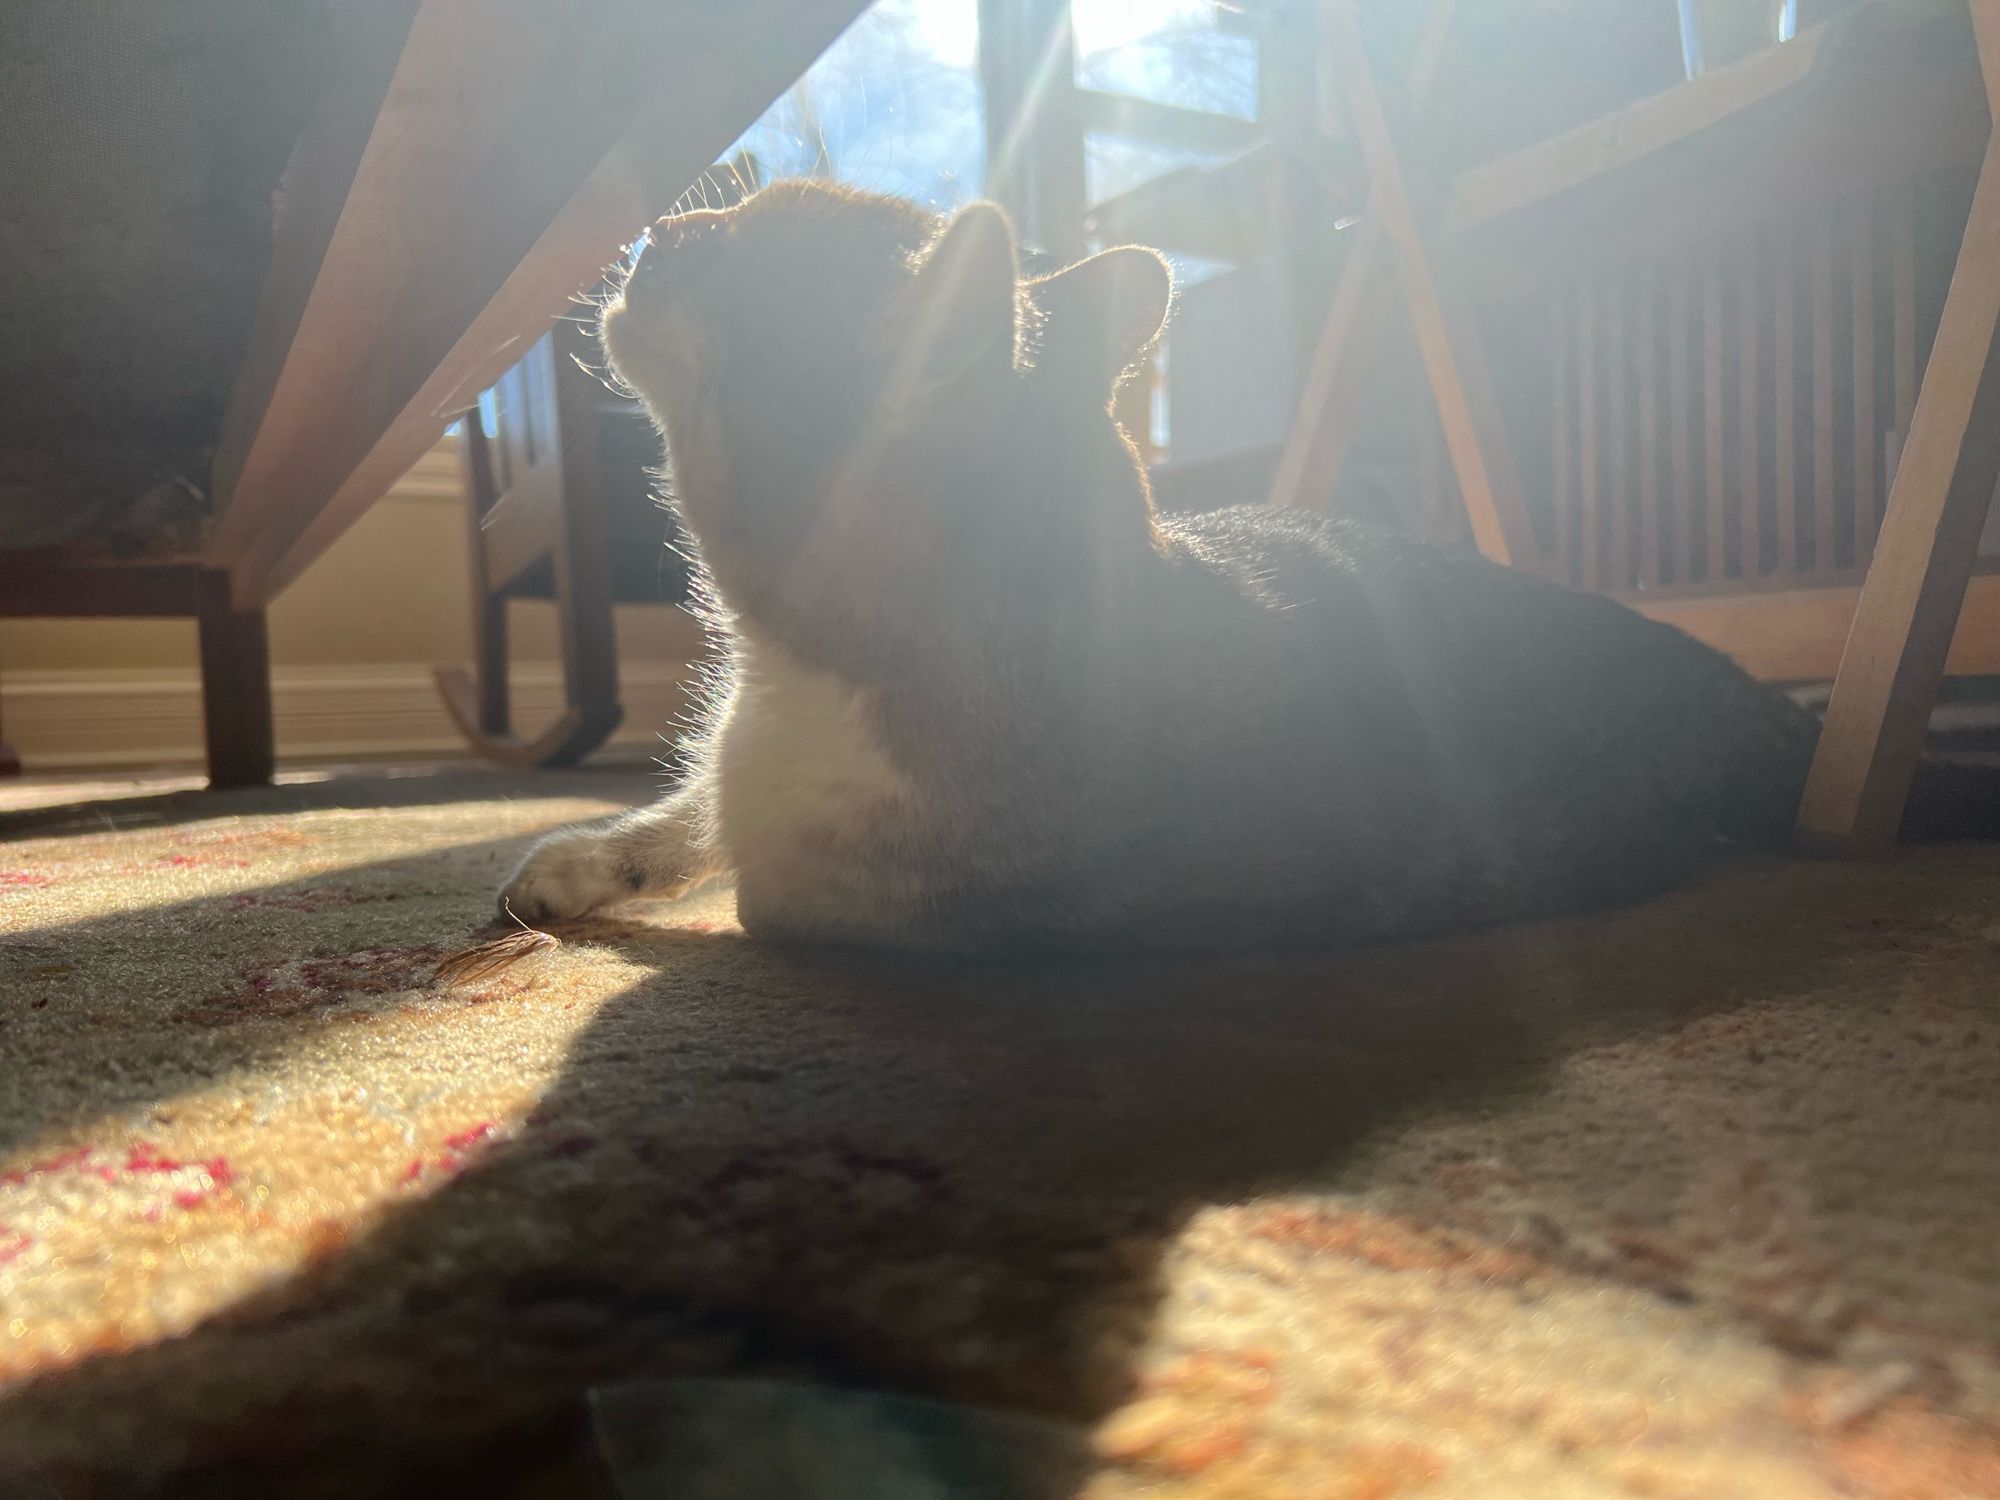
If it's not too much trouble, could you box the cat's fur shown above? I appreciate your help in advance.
[502,180,1990,953]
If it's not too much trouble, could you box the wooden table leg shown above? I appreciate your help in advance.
[1796,125,2000,855]
[197,569,276,790]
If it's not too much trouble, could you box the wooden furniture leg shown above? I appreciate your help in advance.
[0,675,18,776]
[1266,0,1454,517]
[459,408,514,740]
[196,568,276,789]
[1316,0,1537,567]
[1797,6,2000,854]
[546,318,624,762]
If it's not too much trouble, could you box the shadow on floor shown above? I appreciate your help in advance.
[0,760,664,842]
[0,834,1937,1497]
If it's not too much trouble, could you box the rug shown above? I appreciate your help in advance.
[3,765,2000,1497]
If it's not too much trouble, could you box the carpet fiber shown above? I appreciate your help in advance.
[3,766,2000,1496]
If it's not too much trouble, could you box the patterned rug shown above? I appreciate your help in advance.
[3,765,2000,1497]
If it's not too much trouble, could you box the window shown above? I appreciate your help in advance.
[730,0,985,209]
[1072,0,1258,119]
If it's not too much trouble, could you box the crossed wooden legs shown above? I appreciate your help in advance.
[1797,9,2000,855]
[1270,0,1536,566]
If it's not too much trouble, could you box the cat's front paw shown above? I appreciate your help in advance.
[501,828,630,923]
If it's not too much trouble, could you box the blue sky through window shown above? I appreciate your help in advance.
[730,0,986,210]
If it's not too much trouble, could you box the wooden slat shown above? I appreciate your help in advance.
[1637,263,1661,588]
[546,315,622,722]
[1980,0,2000,100]
[1669,256,1694,584]
[1703,240,1726,581]
[209,0,868,607]
[1578,277,1599,591]
[1812,219,1837,571]
[1550,289,1573,583]
[1447,19,1831,234]
[1446,2,1985,275]
[1851,193,1880,567]
[1318,0,1537,567]
[1405,0,1459,98]
[1799,121,2000,854]
[1775,220,1799,576]
[1893,177,1919,435]
[1739,237,1762,579]
[1607,272,1630,589]
[457,410,510,736]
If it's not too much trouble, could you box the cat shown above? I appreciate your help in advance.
[501,179,1993,953]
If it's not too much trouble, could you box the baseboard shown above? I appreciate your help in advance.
[0,661,697,771]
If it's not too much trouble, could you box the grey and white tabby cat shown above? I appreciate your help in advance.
[502,180,1989,953]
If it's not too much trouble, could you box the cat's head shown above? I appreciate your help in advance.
[600,178,1172,670]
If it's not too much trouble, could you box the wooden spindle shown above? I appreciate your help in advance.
[1739,236,1762,579]
[1703,239,1726,581]
[1551,289,1573,583]
[1850,193,1878,567]
[1578,276,1599,591]
[1637,262,1661,589]
[1668,255,1693,584]
[1812,217,1837,573]
[1892,177,1917,437]
[1775,219,1798,577]
[1607,272,1630,589]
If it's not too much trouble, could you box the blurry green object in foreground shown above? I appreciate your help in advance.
[589,1377,1091,1499]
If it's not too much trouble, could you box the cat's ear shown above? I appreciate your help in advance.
[1030,246,1172,391]
[907,201,1020,374]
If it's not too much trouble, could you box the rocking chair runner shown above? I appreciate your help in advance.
[435,314,690,767]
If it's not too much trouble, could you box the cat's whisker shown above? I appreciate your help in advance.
[566,348,639,401]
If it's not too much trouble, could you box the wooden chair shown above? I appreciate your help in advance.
[1274,0,2000,854]
[1799,2,2000,852]
[434,314,688,767]
[1025,0,1680,518]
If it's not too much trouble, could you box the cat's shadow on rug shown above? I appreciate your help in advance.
[0,862,1895,1495]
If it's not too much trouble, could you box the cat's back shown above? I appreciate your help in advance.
[1151,505,1797,739]
[1013,504,1820,944]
